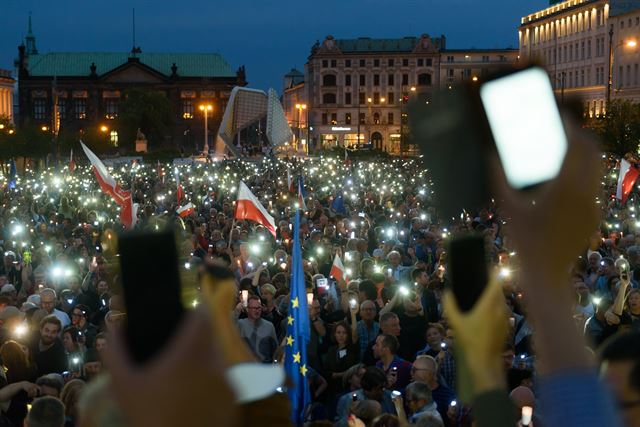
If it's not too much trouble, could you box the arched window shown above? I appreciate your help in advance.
[110,130,119,147]
[373,112,380,124]
[418,73,432,86]
[322,74,337,86]
[322,93,337,104]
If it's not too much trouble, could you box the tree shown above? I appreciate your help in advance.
[115,89,175,151]
[587,100,640,156]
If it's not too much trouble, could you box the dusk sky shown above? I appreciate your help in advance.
[0,0,549,92]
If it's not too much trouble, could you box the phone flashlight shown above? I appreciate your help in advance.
[391,390,401,398]
[399,287,409,296]
[450,400,458,407]
[521,406,533,426]
[349,298,357,309]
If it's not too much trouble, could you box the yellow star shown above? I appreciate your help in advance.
[300,364,308,376]
[286,335,294,346]
[293,352,301,363]
[287,315,294,325]
[292,297,299,308]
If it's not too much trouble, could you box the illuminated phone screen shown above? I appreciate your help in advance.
[480,67,568,189]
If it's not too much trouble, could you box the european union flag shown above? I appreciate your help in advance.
[284,209,311,424]
[8,159,16,190]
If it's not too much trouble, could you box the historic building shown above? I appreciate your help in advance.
[439,49,520,88]
[519,0,640,116]
[305,35,445,154]
[281,69,307,150]
[15,19,246,151]
[0,70,15,123]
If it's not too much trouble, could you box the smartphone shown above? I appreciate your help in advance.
[479,67,568,190]
[448,235,488,312]
[119,230,184,364]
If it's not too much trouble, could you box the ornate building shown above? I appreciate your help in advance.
[439,49,519,88]
[519,0,640,116]
[305,35,444,154]
[0,70,15,123]
[16,19,246,151]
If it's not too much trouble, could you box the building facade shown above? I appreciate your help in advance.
[0,70,15,122]
[305,35,444,154]
[16,20,246,152]
[281,69,307,150]
[439,49,520,88]
[519,0,640,116]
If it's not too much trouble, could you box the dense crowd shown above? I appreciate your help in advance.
[0,148,635,427]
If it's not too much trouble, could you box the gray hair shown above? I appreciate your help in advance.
[27,396,65,427]
[414,413,444,427]
[406,381,434,404]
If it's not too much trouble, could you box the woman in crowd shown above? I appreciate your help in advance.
[0,340,36,426]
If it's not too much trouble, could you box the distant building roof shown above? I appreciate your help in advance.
[284,68,304,87]
[334,36,444,53]
[25,52,236,77]
[442,48,518,53]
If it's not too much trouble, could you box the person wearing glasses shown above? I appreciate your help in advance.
[410,355,455,425]
[236,295,277,363]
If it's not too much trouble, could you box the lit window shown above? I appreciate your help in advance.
[110,130,119,146]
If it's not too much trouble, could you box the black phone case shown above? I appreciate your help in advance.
[119,230,184,364]
[447,235,489,312]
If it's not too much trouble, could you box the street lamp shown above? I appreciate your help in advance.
[99,125,108,133]
[295,103,307,153]
[199,104,213,154]
[607,25,638,109]
[41,125,49,132]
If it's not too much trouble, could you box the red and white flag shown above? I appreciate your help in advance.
[330,254,346,283]
[68,149,75,173]
[176,202,195,218]
[80,141,138,229]
[175,167,184,205]
[616,159,640,204]
[235,181,276,237]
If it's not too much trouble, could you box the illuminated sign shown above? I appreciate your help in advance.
[331,126,351,131]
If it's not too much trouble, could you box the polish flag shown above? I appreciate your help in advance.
[81,141,138,229]
[68,149,75,173]
[235,181,276,237]
[175,168,183,205]
[330,254,346,283]
[176,202,195,218]
[616,159,640,204]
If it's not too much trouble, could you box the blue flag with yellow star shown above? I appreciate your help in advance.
[284,209,311,424]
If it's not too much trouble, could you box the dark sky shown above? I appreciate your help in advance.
[0,0,549,92]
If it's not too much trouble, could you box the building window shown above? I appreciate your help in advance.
[322,93,337,104]
[388,58,394,67]
[374,59,380,67]
[619,65,624,88]
[359,113,365,124]
[345,92,352,105]
[359,92,365,105]
[323,74,337,86]
[74,98,87,120]
[33,98,46,120]
[418,73,432,86]
[105,98,119,118]
[587,40,591,58]
[447,56,454,63]
[373,112,380,124]
[182,99,194,119]
[388,112,394,125]
[322,60,328,68]
[56,99,66,120]
[345,75,352,86]
[426,59,432,66]
[322,113,327,125]
[388,92,394,105]
[359,59,365,67]
[418,59,424,66]
[373,92,380,104]
[345,59,351,67]
[581,69,585,86]
[402,59,409,66]
[621,20,625,29]
[345,113,352,125]
[448,69,454,77]
[388,74,395,85]
[330,113,337,125]
[331,59,337,67]
[635,63,639,86]
[374,74,380,86]
[110,130,119,146]
[359,75,366,86]
[402,74,409,85]
[482,55,489,62]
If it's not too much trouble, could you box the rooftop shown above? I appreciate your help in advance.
[25,52,237,78]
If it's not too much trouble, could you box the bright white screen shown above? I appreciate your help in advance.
[480,67,568,189]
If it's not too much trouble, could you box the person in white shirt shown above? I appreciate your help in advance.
[40,288,71,328]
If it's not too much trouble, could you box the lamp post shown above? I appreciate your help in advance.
[607,24,638,110]
[199,104,213,154]
[295,103,307,154]
[400,86,416,156]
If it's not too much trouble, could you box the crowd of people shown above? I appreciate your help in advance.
[0,141,634,427]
